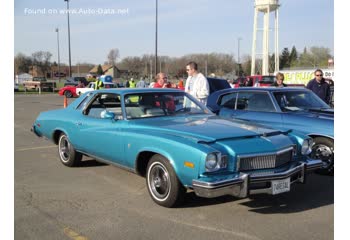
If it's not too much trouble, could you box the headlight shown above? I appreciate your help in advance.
[205,152,227,172]
[205,153,218,171]
[301,138,313,155]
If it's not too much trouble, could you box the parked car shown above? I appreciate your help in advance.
[32,88,322,207]
[59,82,118,98]
[58,85,79,98]
[76,82,118,96]
[206,77,231,93]
[64,77,89,87]
[207,87,334,175]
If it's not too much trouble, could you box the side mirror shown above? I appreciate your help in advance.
[100,110,115,120]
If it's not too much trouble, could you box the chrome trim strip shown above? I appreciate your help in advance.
[237,146,294,159]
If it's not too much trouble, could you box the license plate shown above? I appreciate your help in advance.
[272,178,290,195]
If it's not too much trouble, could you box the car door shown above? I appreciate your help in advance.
[75,93,126,164]
[222,91,284,129]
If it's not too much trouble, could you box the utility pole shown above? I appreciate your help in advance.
[55,28,61,81]
[64,0,72,77]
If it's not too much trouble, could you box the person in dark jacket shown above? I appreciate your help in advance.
[306,69,331,104]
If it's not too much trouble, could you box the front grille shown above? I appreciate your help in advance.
[238,148,293,171]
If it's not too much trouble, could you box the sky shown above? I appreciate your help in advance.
[14,0,334,65]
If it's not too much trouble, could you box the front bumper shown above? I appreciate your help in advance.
[31,124,42,137]
[192,159,323,199]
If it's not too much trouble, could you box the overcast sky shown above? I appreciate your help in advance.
[14,0,334,65]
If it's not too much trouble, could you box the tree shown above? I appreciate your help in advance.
[14,53,32,75]
[289,46,298,67]
[97,64,104,75]
[32,51,52,77]
[107,48,119,65]
[298,46,332,68]
[279,48,290,69]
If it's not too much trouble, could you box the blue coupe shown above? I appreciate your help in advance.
[32,88,322,207]
[207,87,334,175]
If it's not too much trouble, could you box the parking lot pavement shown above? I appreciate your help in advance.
[14,95,334,240]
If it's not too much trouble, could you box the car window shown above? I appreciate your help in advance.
[218,93,237,109]
[273,91,330,112]
[124,92,210,119]
[84,93,122,119]
[236,92,275,112]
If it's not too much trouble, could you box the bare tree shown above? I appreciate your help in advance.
[32,51,52,77]
[107,48,120,65]
[14,53,32,75]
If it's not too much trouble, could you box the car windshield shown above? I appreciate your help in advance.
[124,92,211,119]
[273,91,330,112]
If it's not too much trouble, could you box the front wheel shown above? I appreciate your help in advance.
[146,154,185,207]
[310,137,334,175]
[58,133,82,167]
[64,90,73,98]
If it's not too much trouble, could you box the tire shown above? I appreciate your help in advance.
[64,90,73,98]
[146,154,186,207]
[310,137,334,175]
[58,133,82,167]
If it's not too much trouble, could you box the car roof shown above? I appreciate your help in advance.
[91,88,183,95]
[214,87,308,94]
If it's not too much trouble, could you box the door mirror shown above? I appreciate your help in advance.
[100,110,115,119]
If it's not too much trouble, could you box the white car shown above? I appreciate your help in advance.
[76,82,117,96]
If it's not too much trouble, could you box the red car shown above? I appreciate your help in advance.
[58,85,78,98]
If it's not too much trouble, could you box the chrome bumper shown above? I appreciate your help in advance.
[192,159,323,199]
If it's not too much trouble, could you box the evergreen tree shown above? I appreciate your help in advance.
[97,64,103,75]
[280,48,290,69]
[289,46,298,67]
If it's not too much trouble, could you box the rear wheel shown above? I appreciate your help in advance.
[58,133,82,167]
[310,137,334,175]
[146,154,185,207]
[64,90,73,98]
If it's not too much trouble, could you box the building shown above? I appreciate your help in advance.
[89,64,129,79]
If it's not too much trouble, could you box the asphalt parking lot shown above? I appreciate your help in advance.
[14,94,334,240]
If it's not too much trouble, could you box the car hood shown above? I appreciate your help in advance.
[129,115,287,143]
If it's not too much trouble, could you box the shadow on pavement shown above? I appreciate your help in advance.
[181,174,333,213]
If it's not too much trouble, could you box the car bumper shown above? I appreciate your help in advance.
[31,125,42,137]
[192,159,323,199]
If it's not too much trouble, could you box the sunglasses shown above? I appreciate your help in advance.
[316,74,323,76]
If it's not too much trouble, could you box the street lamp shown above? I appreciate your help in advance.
[64,0,72,77]
[155,0,158,76]
[237,37,242,76]
[55,28,61,81]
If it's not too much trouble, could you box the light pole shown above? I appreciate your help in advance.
[55,28,61,81]
[237,37,242,76]
[155,0,158,76]
[64,0,72,77]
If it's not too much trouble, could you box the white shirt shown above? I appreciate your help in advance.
[185,72,210,105]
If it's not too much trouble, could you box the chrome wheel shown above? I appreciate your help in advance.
[59,135,71,163]
[312,143,333,169]
[148,162,171,201]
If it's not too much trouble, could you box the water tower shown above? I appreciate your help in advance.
[251,0,280,75]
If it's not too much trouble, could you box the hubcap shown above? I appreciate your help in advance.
[59,136,71,162]
[311,144,334,169]
[149,164,170,200]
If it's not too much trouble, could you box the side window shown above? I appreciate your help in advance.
[236,92,275,112]
[218,93,237,109]
[84,93,122,119]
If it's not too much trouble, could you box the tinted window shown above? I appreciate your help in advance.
[236,92,275,112]
[218,93,237,109]
[273,91,330,112]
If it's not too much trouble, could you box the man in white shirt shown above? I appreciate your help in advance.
[185,62,210,105]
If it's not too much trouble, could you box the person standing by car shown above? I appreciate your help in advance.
[272,72,288,87]
[153,73,171,88]
[136,78,146,88]
[306,69,331,104]
[94,77,104,90]
[185,61,209,104]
